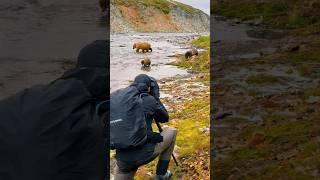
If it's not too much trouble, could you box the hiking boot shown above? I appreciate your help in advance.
[155,170,172,180]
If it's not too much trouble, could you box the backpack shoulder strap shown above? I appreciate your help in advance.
[139,92,149,98]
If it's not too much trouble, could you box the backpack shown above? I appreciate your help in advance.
[110,86,147,150]
[0,73,106,180]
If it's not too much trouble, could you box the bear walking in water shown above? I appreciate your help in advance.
[185,48,199,59]
[133,42,152,53]
[141,58,151,67]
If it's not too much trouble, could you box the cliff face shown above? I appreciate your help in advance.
[110,0,210,33]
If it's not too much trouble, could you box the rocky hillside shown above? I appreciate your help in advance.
[110,0,210,33]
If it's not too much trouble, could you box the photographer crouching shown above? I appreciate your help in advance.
[111,74,177,180]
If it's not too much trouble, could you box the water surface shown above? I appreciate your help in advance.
[110,33,205,91]
[0,0,106,99]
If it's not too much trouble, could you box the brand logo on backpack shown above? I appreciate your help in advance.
[110,119,123,124]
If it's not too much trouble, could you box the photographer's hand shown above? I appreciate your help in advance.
[146,131,163,143]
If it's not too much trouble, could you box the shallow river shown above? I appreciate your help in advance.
[110,33,207,91]
[0,0,106,99]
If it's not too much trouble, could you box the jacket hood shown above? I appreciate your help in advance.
[131,74,151,93]
[77,40,108,68]
[60,67,108,100]
[59,40,109,100]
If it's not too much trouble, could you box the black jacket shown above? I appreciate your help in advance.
[116,75,169,171]
[0,40,109,180]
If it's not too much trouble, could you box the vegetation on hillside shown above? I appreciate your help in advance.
[212,0,320,35]
[113,0,199,15]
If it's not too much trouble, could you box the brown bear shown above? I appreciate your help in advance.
[141,58,151,67]
[185,48,199,59]
[133,42,152,53]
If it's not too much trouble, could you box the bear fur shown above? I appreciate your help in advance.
[141,58,151,67]
[133,42,152,53]
[185,48,199,59]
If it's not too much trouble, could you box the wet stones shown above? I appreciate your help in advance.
[283,44,300,52]
[215,111,233,120]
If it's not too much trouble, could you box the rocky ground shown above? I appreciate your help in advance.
[212,15,320,179]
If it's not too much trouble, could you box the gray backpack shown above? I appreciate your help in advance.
[110,86,147,149]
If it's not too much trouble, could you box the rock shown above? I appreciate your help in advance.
[243,20,256,25]
[284,44,300,52]
[187,70,199,74]
[232,18,242,24]
[249,114,263,122]
[253,16,264,26]
[199,127,209,133]
[214,112,232,120]
[259,52,264,56]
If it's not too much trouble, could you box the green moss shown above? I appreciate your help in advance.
[275,46,320,76]
[192,36,210,49]
[136,97,210,179]
[172,98,210,175]
[216,112,317,179]
[233,147,264,159]
[141,0,171,14]
[114,0,171,14]
[296,64,313,76]
[113,0,204,16]
[175,36,210,73]
[294,23,320,35]
[212,0,320,34]
[286,47,320,63]
[246,74,279,84]
[174,1,198,16]
[176,50,210,73]
[303,88,320,98]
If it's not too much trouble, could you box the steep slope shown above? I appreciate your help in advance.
[110,0,210,33]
